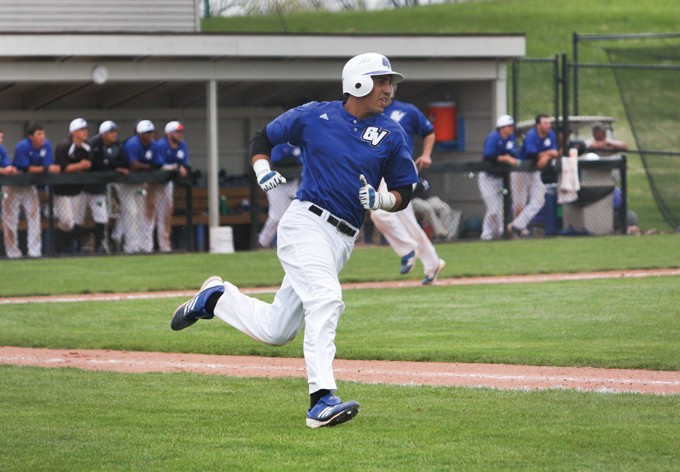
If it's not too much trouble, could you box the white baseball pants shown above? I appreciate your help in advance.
[478,172,505,240]
[510,171,545,231]
[150,182,173,252]
[213,199,358,394]
[258,179,299,248]
[1,185,42,258]
[370,205,440,275]
[112,183,153,253]
[54,193,84,231]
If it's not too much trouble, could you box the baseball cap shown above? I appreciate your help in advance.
[165,121,184,134]
[136,120,155,134]
[69,118,88,133]
[99,120,118,135]
[496,115,514,128]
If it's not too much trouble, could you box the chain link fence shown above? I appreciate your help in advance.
[362,159,627,245]
[573,33,680,231]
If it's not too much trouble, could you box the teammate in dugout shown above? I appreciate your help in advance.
[371,93,446,284]
[478,114,519,241]
[171,52,418,428]
[507,114,558,238]
[52,118,94,254]
[154,121,190,252]
[4,124,59,258]
[88,120,129,254]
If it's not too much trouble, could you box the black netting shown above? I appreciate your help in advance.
[604,47,680,229]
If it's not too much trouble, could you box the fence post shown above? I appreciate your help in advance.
[572,32,579,117]
[620,155,628,234]
[503,170,513,238]
[512,59,519,122]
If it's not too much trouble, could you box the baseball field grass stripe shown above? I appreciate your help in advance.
[0,234,678,298]
[1,366,678,471]
[1,276,678,371]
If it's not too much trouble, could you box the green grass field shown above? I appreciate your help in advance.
[1,234,679,470]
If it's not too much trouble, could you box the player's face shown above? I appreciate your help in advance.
[364,75,394,114]
[592,128,606,141]
[139,131,154,146]
[29,129,46,148]
[72,128,89,143]
[169,130,183,145]
[102,130,118,145]
[537,117,552,135]
[499,124,513,138]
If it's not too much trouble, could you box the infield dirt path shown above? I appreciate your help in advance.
[2,269,679,395]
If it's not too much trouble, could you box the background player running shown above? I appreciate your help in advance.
[371,92,446,284]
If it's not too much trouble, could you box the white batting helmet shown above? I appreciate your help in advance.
[496,114,514,128]
[342,53,404,98]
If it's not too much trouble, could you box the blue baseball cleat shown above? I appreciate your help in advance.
[306,394,360,428]
[400,250,417,275]
[422,259,446,286]
[171,276,224,331]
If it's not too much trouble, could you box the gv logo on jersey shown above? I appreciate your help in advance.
[389,110,406,123]
[362,127,390,147]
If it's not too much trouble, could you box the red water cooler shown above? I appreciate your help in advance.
[427,101,457,142]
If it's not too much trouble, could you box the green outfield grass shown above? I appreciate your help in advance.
[1,276,678,371]
[1,366,678,472]
[1,237,679,470]
[0,234,678,297]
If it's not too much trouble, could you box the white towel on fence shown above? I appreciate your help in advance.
[558,157,580,204]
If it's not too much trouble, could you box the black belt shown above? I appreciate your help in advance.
[308,204,357,238]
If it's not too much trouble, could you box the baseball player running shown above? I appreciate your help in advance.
[478,114,518,241]
[4,124,58,258]
[371,94,446,284]
[171,52,418,428]
[508,114,558,237]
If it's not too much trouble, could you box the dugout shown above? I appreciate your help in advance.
[0,31,524,249]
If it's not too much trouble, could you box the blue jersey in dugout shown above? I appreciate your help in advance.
[265,101,418,229]
[271,143,302,166]
[122,134,163,168]
[482,129,516,177]
[0,144,10,167]
[518,127,557,162]
[13,138,54,170]
[156,136,189,168]
[383,99,435,155]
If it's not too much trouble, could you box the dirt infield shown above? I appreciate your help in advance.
[1,346,679,395]
[2,269,679,395]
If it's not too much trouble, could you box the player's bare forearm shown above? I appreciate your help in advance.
[251,154,269,165]
[537,150,558,169]
[384,190,403,212]
[415,132,436,170]
[498,154,518,166]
